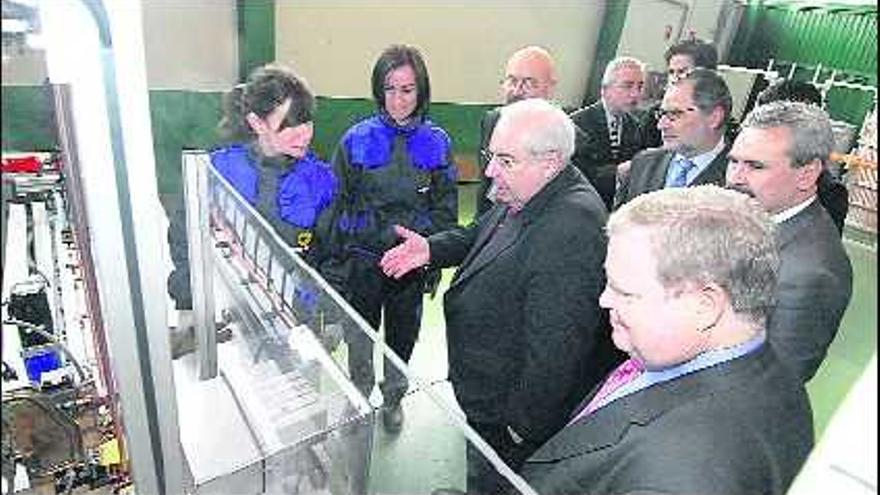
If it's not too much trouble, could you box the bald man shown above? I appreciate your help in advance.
[475,46,598,216]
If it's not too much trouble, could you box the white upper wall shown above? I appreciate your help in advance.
[141,0,238,90]
[275,1,606,107]
[617,0,728,73]
[1,47,47,85]
[2,0,237,90]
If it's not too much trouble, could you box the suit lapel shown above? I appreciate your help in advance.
[593,104,611,150]
[649,152,674,190]
[775,200,822,248]
[451,167,577,289]
[692,144,730,186]
[451,206,513,287]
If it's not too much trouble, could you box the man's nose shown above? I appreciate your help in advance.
[485,158,499,178]
[657,115,671,130]
[726,162,745,184]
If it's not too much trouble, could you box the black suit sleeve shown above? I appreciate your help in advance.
[428,223,479,269]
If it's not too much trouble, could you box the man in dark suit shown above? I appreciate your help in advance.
[521,185,814,495]
[615,68,733,209]
[475,46,597,216]
[570,56,647,209]
[727,100,853,382]
[381,99,620,495]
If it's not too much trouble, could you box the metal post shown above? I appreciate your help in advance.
[183,152,218,379]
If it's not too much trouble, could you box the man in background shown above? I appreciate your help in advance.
[615,69,732,208]
[642,38,719,148]
[475,46,596,216]
[727,100,853,382]
[570,56,647,209]
[522,185,813,495]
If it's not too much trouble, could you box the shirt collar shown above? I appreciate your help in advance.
[772,196,817,224]
[596,332,766,410]
[644,332,766,380]
[601,99,621,121]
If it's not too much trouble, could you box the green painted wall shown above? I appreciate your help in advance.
[583,0,630,106]
[728,2,877,125]
[1,85,57,152]
[237,0,275,82]
[3,85,492,197]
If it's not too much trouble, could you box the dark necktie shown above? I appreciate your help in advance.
[669,156,696,188]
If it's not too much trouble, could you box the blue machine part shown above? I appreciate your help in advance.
[24,348,62,384]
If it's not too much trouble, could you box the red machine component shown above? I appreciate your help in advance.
[2,156,43,173]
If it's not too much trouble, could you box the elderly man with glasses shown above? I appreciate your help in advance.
[381,98,621,495]
[615,68,732,209]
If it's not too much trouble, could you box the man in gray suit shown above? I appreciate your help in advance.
[614,68,732,209]
[381,98,619,495]
[570,56,647,210]
[727,100,853,382]
[521,186,813,495]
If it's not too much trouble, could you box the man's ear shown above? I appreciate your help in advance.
[795,158,823,191]
[245,112,265,134]
[695,282,726,333]
[709,105,726,131]
[544,151,562,178]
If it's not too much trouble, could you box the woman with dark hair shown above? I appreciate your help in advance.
[167,64,338,354]
[330,44,458,433]
[211,64,337,254]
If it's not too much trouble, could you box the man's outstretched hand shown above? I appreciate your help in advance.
[380,225,430,279]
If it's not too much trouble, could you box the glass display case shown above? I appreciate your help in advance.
[177,151,537,495]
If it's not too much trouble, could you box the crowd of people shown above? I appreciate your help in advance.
[165,38,855,495]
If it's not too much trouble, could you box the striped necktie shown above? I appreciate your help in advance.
[669,156,696,188]
[608,116,622,162]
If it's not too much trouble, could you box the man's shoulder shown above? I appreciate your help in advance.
[780,203,849,259]
[569,101,604,127]
[778,204,852,280]
[537,173,607,229]
[632,146,671,163]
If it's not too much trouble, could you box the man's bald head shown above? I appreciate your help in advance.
[501,46,557,104]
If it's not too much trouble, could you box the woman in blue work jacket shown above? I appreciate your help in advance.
[167,64,337,347]
[211,64,337,262]
[330,44,459,433]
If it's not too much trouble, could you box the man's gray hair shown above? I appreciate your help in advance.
[607,185,779,325]
[742,100,834,168]
[498,98,576,163]
[602,56,646,86]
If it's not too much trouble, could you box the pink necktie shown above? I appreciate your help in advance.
[569,358,645,425]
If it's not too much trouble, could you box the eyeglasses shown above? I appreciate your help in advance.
[654,106,699,122]
[667,68,693,81]
[481,149,520,170]
[482,148,560,170]
[501,75,541,92]
[610,81,644,92]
